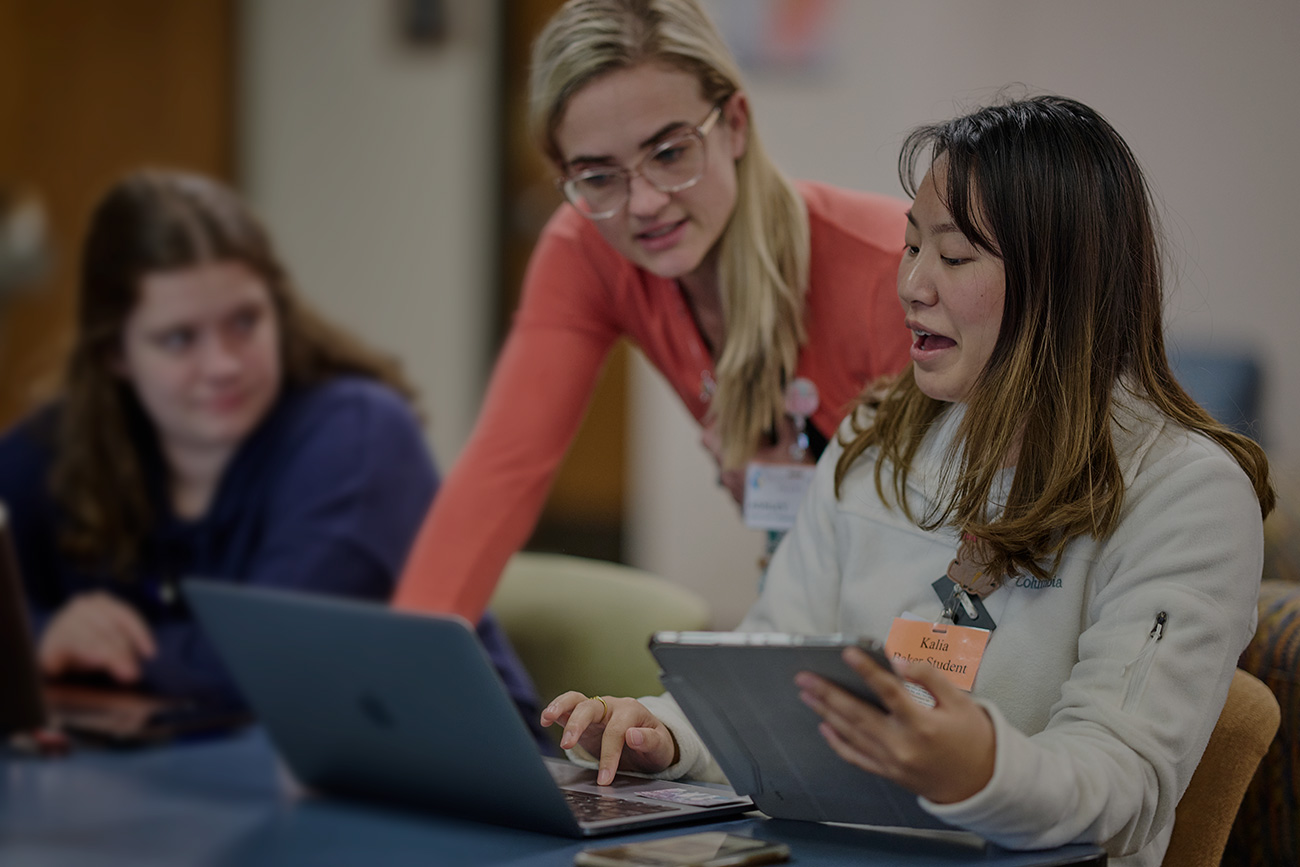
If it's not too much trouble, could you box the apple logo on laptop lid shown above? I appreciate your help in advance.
[357,691,397,730]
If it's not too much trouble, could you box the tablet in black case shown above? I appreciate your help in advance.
[649,631,954,831]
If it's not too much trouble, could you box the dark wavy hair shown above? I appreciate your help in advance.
[835,95,1273,581]
[52,169,418,575]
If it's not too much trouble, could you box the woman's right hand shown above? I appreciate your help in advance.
[37,591,157,683]
[540,691,679,785]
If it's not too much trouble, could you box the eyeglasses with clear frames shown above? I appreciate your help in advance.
[558,104,724,221]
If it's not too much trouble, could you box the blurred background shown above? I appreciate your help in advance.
[1,0,1295,628]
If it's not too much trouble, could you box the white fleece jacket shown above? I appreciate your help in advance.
[616,396,1262,866]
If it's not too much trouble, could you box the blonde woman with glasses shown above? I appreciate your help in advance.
[395,0,911,621]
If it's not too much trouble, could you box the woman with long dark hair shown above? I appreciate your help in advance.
[545,96,1273,865]
[0,170,542,741]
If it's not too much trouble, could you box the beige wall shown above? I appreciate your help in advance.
[241,0,1299,628]
[240,0,500,467]
[630,0,1300,627]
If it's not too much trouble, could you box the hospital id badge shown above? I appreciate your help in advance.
[742,462,816,530]
[885,617,991,692]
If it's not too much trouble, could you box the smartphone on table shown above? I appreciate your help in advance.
[574,831,790,867]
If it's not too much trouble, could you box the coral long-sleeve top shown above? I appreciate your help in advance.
[395,181,912,620]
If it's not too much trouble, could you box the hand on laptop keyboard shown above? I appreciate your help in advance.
[562,789,676,822]
[541,692,679,785]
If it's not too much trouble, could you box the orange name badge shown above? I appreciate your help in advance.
[885,617,991,691]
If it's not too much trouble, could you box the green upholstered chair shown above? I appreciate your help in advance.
[489,553,712,720]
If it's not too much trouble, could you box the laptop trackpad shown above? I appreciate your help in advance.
[544,758,751,808]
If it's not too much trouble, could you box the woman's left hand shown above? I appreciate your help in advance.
[796,646,996,805]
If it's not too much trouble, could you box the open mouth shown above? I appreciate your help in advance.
[636,219,685,241]
[912,329,956,351]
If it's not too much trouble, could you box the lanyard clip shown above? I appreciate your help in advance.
[931,575,997,632]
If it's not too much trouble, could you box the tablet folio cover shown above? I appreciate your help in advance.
[651,635,953,831]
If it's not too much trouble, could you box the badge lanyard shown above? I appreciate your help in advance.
[784,378,819,462]
[886,537,1000,694]
[934,533,999,631]
[742,378,820,533]
[931,576,997,631]
[746,378,821,594]
[676,284,717,408]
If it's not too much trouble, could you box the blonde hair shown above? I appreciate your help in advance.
[530,0,809,468]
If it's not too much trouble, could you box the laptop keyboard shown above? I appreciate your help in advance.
[563,789,677,822]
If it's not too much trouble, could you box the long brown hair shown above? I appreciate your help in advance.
[835,95,1273,580]
[530,0,810,468]
[52,169,418,575]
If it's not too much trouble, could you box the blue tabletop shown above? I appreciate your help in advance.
[0,728,1105,866]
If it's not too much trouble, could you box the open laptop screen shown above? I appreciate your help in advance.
[0,502,48,735]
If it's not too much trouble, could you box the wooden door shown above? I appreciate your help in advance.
[499,0,628,563]
[0,0,234,426]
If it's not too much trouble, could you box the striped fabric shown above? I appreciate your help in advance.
[1262,464,1300,585]
[1222,467,1300,867]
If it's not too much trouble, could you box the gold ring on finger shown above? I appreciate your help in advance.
[588,694,609,721]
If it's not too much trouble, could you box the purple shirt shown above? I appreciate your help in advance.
[0,376,546,747]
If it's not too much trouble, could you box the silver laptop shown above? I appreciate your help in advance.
[183,580,752,837]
